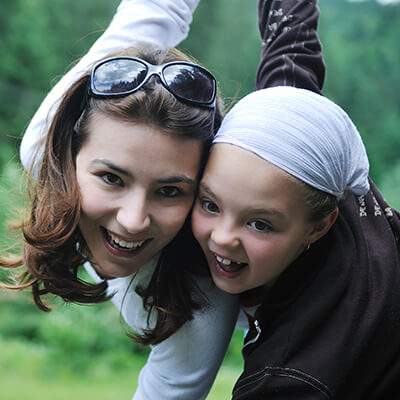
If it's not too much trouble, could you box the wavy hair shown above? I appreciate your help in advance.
[1,45,224,345]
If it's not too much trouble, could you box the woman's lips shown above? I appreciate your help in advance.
[101,227,152,258]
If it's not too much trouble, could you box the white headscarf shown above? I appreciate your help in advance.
[213,86,370,200]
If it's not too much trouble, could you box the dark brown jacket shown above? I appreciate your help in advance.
[233,1,400,398]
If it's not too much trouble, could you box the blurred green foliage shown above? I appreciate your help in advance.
[318,0,400,187]
[0,291,149,373]
[0,0,120,142]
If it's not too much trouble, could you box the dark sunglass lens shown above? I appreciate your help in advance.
[163,65,215,104]
[92,59,147,94]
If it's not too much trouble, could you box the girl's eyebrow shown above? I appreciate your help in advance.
[91,159,195,185]
[157,176,195,185]
[199,181,216,197]
[199,182,286,220]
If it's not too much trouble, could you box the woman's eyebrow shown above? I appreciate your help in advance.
[91,159,132,177]
[90,159,195,185]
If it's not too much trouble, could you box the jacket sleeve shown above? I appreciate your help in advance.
[256,0,325,93]
[19,0,200,176]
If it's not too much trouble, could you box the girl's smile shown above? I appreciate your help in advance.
[212,253,248,278]
[192,144,323,294]
[76,114,202,279]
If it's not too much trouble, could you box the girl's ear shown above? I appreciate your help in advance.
[306,208,339,246]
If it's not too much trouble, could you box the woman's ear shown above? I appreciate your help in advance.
[306,208,339,245]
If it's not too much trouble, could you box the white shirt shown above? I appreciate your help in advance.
[85,258,239,400]
[19,1,240,398]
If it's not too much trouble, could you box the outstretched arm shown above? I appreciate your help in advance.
[256,0,325,93]
[20,0,200,175]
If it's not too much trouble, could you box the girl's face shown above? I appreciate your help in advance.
[76,114,202,278]
[192,144,320,294]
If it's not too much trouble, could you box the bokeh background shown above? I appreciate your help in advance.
[1,0,399,398]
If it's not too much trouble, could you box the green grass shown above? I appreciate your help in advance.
[0,366,240,400]
[209,366,242,399]
[0,289,244,400]
[0,359,139,400]
[0,334,241,399]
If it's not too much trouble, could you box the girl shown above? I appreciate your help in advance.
[192,86,400,399]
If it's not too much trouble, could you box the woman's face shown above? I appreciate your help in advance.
[76,114,202,278]
[192,144,318,294]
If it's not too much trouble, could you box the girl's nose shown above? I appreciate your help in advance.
[210,221,240,248]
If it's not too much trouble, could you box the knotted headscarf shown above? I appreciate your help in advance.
[213,86,370,200]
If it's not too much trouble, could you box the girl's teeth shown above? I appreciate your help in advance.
[216,255,232,266]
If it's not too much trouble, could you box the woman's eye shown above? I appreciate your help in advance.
[158,186,181,198]
[102,173,122,186]
[249,220,272,233]
[201,199,219,214]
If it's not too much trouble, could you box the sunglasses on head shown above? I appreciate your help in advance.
[89,56,217,108]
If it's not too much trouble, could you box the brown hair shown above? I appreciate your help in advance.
[1,45,224,345]
[298,180,339,222]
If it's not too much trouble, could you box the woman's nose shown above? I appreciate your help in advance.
[116,193,151,234]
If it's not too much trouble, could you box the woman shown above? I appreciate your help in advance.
[3,4,239,399]
[6,46,238,400]
[6,0,326,398]
[192,86,400,399]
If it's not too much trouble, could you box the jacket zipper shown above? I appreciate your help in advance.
[243,319,261,348]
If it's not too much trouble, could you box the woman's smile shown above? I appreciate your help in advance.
[76,114,202,278]
[102,227,152,256]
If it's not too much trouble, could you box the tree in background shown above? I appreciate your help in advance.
[319,0,400,183]
[0,0,119,155]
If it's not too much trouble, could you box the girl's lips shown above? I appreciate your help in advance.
[101,227,152,258]
[212,253,248,279]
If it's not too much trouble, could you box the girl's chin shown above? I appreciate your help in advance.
[212,278,244,295]
[209,271,239,294]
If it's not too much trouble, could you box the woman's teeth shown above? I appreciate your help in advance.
[108,232,145,250]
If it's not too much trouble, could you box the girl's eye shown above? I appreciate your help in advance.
[102,173,122,186]
[158,186,181,198]
[249,220,272,233]
[201,199,220,214]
